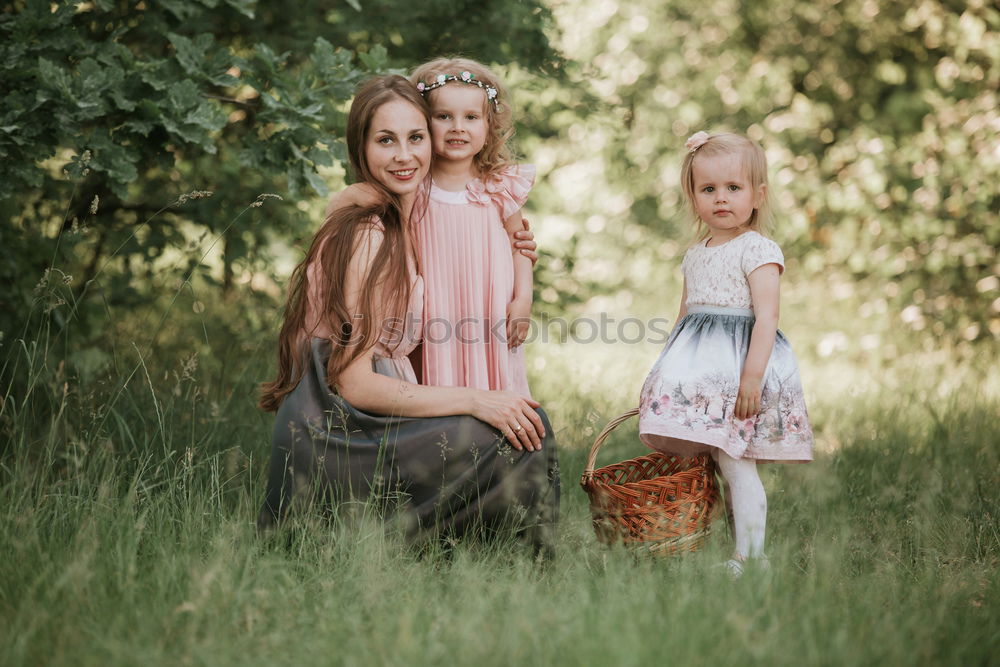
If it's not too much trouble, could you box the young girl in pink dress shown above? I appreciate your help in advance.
[638,131,813,576]
[410,57,535,401]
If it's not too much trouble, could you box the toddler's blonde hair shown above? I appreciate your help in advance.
[680,132,774,239]
[410,57,515,178]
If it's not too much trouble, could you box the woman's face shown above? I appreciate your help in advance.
[365,98,432,199]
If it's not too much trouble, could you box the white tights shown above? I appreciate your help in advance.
[713,450,767,560]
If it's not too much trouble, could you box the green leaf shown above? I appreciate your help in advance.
[185,102,227,132]
[310,37,340,73]
[345,0,361,11]
[122,117,156,134]
[249,43,283,75]
[307,146,334,168]
[303,165,328,196]
[168,32,212,77]
[110,88,137,112]
[208,70,241,88]
[223,0,256,18]
[167,80,202,111]
[37,57,72,96]
[328,139,347,164]
[137,61,172,91]
[87,131,138,186]
[137,98,162,119]
[159,0,198,21]
[77,58,108,91]
[296,102,324,121]
[358,45,389,72]
[161,116,215,152]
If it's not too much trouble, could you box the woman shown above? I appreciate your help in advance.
[258,76,559,550]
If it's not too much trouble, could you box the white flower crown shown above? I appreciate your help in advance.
[416,71,500,110]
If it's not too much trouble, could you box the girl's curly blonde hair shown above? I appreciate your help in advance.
[410,57,515,179]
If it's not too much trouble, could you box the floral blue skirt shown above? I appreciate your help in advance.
[639,305,813,462]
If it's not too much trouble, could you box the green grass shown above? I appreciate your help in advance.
[1,320,997,666]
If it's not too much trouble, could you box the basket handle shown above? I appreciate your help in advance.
[581,408,639,482]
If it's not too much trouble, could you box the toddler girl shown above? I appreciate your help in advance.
[410,57,535,400]
[638,131,813,575]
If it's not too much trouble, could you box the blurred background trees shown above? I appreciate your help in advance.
[528,0,998,345]
[0,0,559,342]
[0,0,997,372]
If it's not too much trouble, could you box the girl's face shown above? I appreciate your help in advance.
[428,84,489,165]
[365,98,432,199]
[690,153,765,240]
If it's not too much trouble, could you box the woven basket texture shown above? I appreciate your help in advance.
[580,409,718,556]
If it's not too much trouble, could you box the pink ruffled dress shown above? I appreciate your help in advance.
[412,164,535,397]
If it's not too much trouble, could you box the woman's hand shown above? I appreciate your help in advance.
[468,389,546,452]
[506,297,532,348]
[734,374,762,421]
[512,217,538,265]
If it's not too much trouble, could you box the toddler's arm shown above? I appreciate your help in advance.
[504,210,533,348]
[675,280,689,326]
[324,182,381,219]
[735,264,781,420]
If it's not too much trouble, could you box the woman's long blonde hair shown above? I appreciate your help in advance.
[411,57,515,179]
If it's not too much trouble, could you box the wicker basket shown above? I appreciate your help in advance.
[580,409,719,556]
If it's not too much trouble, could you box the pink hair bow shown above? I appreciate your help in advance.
[685,131,710,153]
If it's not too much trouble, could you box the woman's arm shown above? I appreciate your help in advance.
[338,351,544,451]
[504,210,533,348]
[334,225,545,451]
[734,263,781,420]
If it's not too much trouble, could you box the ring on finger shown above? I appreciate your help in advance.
[512,423,523,432]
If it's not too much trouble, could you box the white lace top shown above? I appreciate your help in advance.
[681,231,784,310]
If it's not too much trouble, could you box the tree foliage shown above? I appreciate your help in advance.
[535,0,998,340]
[3,0,996,354]
[0,0,560,339]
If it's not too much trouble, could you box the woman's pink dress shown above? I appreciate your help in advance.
[413,164,535,398]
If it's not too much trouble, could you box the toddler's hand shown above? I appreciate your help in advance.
[506,298,532,349]
[325,182,381,217]
[512,217,538,265]
[734,375,762,421]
